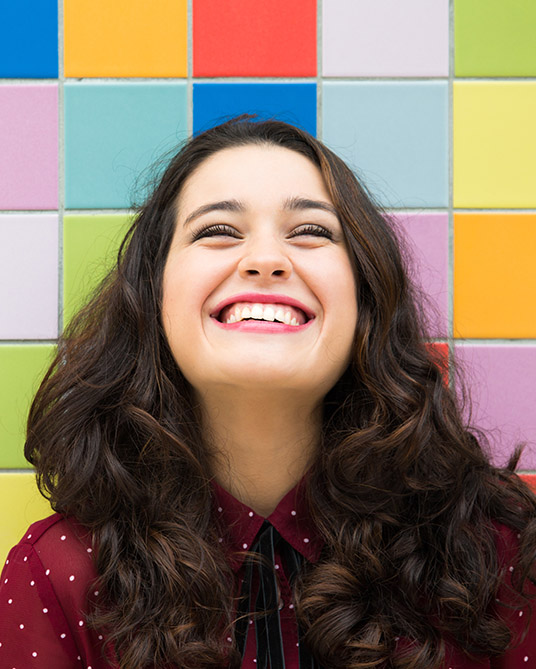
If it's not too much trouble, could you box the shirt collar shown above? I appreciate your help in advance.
[212,478,323,572]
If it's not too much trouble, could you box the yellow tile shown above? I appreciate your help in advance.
[64,0,187,77]
[454,213,536,338]
[0,472,53,566]
[453,82,536,208]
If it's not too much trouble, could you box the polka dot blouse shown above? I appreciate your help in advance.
[1,483,535,668]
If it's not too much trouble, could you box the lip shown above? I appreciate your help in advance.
[210,292,316,322]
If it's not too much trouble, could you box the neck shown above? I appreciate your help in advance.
[199,388,322,517]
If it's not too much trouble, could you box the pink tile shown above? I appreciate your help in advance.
[0,214,58,339]
[455,345,536,469]
[323,0,449,77]
[393,213,448,337]
[0,85,58,209]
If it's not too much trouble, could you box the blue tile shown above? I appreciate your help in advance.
[0,0,58,78]
[193,83,317,137]
[322,82,448,208]
[65,82,188,209]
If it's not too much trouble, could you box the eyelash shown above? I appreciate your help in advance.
[192,224,239,241]
[192,223,334,242]
[289,224,334,240]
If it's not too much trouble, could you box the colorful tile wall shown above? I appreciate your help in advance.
[1,1,535,564]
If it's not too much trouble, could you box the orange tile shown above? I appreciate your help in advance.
[454,214,536,338]
[64,0,187,77]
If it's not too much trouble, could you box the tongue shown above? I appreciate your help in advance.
[219,302,306,324]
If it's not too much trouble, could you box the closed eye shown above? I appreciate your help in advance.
[191,224,241,241]
[288,224,334,240]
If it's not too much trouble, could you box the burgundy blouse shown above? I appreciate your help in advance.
[0,482,535,668]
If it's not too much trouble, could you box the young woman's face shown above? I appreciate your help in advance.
[161,144,358,402]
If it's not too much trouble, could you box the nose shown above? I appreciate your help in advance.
[237,236,292,279]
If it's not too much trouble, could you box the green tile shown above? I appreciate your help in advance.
[455,0,536,76]
[0,345,55,468]
[63,214,131,327]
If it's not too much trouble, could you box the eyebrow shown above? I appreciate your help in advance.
[182,196,339,228]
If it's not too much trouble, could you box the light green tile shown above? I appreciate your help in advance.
[0,345,55,468]
[455,0,536,76]
[63,214,131,327]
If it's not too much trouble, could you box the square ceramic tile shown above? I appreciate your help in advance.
[427,342,449,383]
[64,0,187,77]
[0,85,58,210]
[0,345,55,468]
[323,81,448,207]
[455,0,536,76]
[0,0,58,77]
[64,82,187,209]
[63,215,131,327]
[393,213,448,337]
[193,0,316,76]
[453,82,536,208]
[454,214,536,339]
[0,215,58,339]
[455,345,536,469]
[0,473,52,566]
[323,0,448,77]
[193,83,317,136]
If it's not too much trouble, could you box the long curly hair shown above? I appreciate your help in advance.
[25,116,536,668]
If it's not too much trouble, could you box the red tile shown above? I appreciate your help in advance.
[193,0,316,77]
[426,342,449,384]
[520,474,536,493]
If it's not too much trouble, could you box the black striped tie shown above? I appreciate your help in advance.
[234,521,319,668]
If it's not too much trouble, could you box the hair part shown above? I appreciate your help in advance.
[26,116,536,668]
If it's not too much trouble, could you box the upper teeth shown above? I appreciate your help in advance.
[225,303,301,326]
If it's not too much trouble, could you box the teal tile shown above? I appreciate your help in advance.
[322,81,448,208]
[65,82,188,208]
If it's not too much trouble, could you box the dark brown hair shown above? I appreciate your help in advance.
[26,116,536,668]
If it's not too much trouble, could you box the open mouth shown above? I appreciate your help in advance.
[216,302,311,327]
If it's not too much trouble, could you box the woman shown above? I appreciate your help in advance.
[0,116,535,668]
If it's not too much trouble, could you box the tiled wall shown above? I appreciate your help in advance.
[1,0,535,562]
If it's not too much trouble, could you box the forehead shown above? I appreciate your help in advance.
[177,144,331,213]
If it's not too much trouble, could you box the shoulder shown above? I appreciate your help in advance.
[4,512,98,612]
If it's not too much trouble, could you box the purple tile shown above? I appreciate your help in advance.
[0,214,58,339]
[323,0,449,77]
[455,345,536,469]
[0,85,58,209]
[393,213,448,337]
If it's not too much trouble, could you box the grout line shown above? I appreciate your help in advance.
[316,0,322,139]
[2,76,536,85]
[58,0,65,336]
[187,0,193,136]
[0,341,58,346]
[447,0,455,383]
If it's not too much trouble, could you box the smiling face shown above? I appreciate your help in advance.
[161,144,358,403]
